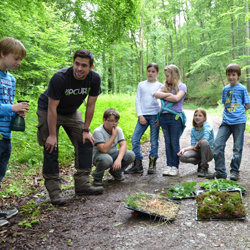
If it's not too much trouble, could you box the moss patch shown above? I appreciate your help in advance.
[196,190,246,220]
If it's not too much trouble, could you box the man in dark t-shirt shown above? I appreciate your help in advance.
[37,49,103,205]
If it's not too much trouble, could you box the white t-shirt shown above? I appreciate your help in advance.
[135,80,163,116]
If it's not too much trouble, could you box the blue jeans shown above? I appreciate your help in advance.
[213,122,245,175]
[132,115,159,160]
[92,150,135,181]
[160,114,182,168]
[0,139,12,182]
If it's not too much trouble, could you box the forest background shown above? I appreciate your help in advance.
[1,0,250,196]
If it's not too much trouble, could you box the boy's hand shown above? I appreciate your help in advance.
[12,102,29,113]
[17,111,26,118]
[112,127,119,137]
[139,116,147,125]
[112,159,122,171]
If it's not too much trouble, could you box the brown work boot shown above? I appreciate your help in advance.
[75,186,104,196]
[50,193,67,206]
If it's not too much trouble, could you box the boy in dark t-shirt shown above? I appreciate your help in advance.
[37,49,103,205]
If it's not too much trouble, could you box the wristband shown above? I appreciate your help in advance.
[83,128,90,133]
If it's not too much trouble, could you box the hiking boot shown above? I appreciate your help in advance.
[0,219,8,227]
[230,171,239,181]
[0,207,18,218]
[93,179,103,186]
[197,163,202,173]
[163,166,172,176]
[197,168,208,177]
[124,159,143,174]
[206,171,227,180]
[148,156,157,174]
[76,186,104,196]
[168,167,179,176]
[50,193,67,206]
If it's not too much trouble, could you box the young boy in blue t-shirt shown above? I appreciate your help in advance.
[0,37,29,226]
[207,63,250,181]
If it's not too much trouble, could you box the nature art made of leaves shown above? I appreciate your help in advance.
[158,182,197,199]
[125,193,179,219]
[196,190,246,220]
[199,178,247,194]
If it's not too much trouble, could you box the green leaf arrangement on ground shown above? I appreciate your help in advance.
[199,178,247,193]
[196,190,246,220]
[155,182,197,199]
[125,193,179,219]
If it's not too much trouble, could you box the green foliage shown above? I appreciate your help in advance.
[18,199,41,229]
[167,182,197,199]
[200,178,247,193]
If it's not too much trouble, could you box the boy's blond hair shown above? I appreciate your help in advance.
[0,37,26,59]
[163,64,181,94]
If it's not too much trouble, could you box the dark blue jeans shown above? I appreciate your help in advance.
[160,113,182,168]
[132,115,159,160]
[0,138,12,182]
[213,122,245,175]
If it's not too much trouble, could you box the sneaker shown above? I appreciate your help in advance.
[124,159,143,174]
[0,208,18,219]
[113,175,125,181]
[76,186,104,196]
[230,172,239,181]
[148,156,157,174]
[0,219,9,227]
[162,166,172,176]
[197,168,208,177]
[168,167,179,176]
[50,194,67,206]
[109,170,125,181]
[93,179,103,186]
[206,171,227,180]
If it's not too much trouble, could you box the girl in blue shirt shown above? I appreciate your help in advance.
[177,108,214,177]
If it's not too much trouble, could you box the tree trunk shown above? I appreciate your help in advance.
[162,0,174,61]
[139,9,144,80]
[231,15,236,60]
[108,51,114,93]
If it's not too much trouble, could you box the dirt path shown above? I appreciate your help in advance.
[2,110,250,249]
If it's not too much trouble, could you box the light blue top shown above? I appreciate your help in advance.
[191,122,214,149]
[0,70,16,139]
[222,83,250,125]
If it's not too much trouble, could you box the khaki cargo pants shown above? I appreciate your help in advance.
[36,109,93,198]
